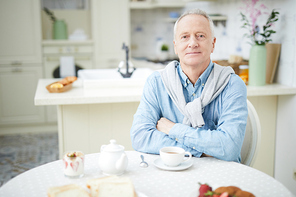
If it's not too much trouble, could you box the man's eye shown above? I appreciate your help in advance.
[181,35,188,39]
[198,34,205,38]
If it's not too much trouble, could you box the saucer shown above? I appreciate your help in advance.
[153,158,193,171]
[136,191,148,197]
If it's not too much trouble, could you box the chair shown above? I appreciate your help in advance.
[241,100,261,166]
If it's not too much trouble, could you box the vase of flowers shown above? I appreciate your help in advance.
[43,7,68,40]
[53,20,68,40]
[240,0,279,86]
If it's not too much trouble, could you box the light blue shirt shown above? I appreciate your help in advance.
[130,61,248,162]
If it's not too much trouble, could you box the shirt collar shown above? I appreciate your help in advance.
[177,61,214,87]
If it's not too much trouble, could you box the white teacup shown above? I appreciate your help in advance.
[160,147,192,167]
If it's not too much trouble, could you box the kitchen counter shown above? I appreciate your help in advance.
[34,78,296,106]
[34,79,144,106]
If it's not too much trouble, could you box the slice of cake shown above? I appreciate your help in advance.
[86,176,137,197]
[47,184,90,197]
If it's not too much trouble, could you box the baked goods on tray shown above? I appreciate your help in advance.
[46,76,77,93]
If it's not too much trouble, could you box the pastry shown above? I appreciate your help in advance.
[214,186,241,196]
[50,83,63,89]
[65,76,77,83]
[47,184,90,197]
[86,176,137,197]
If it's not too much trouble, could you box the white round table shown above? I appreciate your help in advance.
[0,151,293,197]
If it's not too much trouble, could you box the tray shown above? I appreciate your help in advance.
[46,81,73,93]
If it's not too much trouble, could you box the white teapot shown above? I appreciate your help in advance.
[98,139,128,175]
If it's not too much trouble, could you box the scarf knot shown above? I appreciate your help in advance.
[159,61,234,128]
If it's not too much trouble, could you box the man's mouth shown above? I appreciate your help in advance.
[186,52,201,55]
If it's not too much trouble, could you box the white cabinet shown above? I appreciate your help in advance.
[0,0,44,126]
[0,66,45,125]
[0,0,42,64]
[91,0,130,68]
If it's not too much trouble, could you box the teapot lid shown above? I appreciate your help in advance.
[103,139,124,152]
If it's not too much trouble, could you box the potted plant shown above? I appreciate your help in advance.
[159,44,169,61]
[240,0,279,86]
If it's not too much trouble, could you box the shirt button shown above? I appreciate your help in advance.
[193,147,196,149]
[192,93,196,96]
[187,80,190,84]
[202,83,205,86]
[175,138,178,141]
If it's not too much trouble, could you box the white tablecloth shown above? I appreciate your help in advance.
[0,151,293,197]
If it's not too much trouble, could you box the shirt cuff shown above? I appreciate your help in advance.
[169,123,203,157]
[169,123,186,141]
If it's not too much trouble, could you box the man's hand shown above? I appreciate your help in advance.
[156,117,175,135]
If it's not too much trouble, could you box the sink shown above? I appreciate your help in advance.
[78,68,154,88]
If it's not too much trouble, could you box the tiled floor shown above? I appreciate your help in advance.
[0,132,59,187]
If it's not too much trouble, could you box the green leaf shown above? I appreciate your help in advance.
[204,191,215,196]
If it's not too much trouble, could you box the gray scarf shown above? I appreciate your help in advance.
[159,61,234,128]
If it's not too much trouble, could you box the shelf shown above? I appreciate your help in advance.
[130,0,219,9]
[210,15,227,21]
[130,1,153,9]
[163,18,179,23]
[247,84,296,97]
[154,2,186,8]
[42,40,94,46]
[130,1,185,9]
[164,15,227,23]
[183,0,217,2]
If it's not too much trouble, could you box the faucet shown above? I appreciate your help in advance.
[118,43,136,78]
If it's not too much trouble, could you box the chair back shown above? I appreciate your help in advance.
[241,100,261,166]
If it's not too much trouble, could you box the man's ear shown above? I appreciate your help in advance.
[211,37,216,53]
[173,40,178,55]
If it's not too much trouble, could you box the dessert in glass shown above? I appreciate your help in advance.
[63,151,84,178]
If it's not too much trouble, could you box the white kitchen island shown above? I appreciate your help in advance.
[34,77,144,157]
[35,76,296,177]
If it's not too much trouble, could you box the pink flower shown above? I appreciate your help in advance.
[241,0,268,31]
[240,0,279,45]
[260,4,267,9]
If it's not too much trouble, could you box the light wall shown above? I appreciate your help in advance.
[130,8,179,59]
[131,0,296,87]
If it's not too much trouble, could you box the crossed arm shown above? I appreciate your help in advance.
[130,74,248,162]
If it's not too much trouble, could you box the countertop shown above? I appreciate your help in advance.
[34,78,296,106]
[34,78,144,106]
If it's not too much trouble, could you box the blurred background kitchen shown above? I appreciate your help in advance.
[0,0,296,194]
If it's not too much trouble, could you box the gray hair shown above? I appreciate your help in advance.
[173,9,215,40]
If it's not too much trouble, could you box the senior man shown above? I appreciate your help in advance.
[130,9,248,162]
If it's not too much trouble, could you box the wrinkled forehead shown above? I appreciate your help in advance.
[175,15,211,36]
[174,14,214,40]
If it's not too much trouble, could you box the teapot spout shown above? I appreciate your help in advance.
[116,153,127,171]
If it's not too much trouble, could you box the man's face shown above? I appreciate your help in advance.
[173,14,216,69]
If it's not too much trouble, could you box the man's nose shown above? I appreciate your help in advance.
[188,37,198,48]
